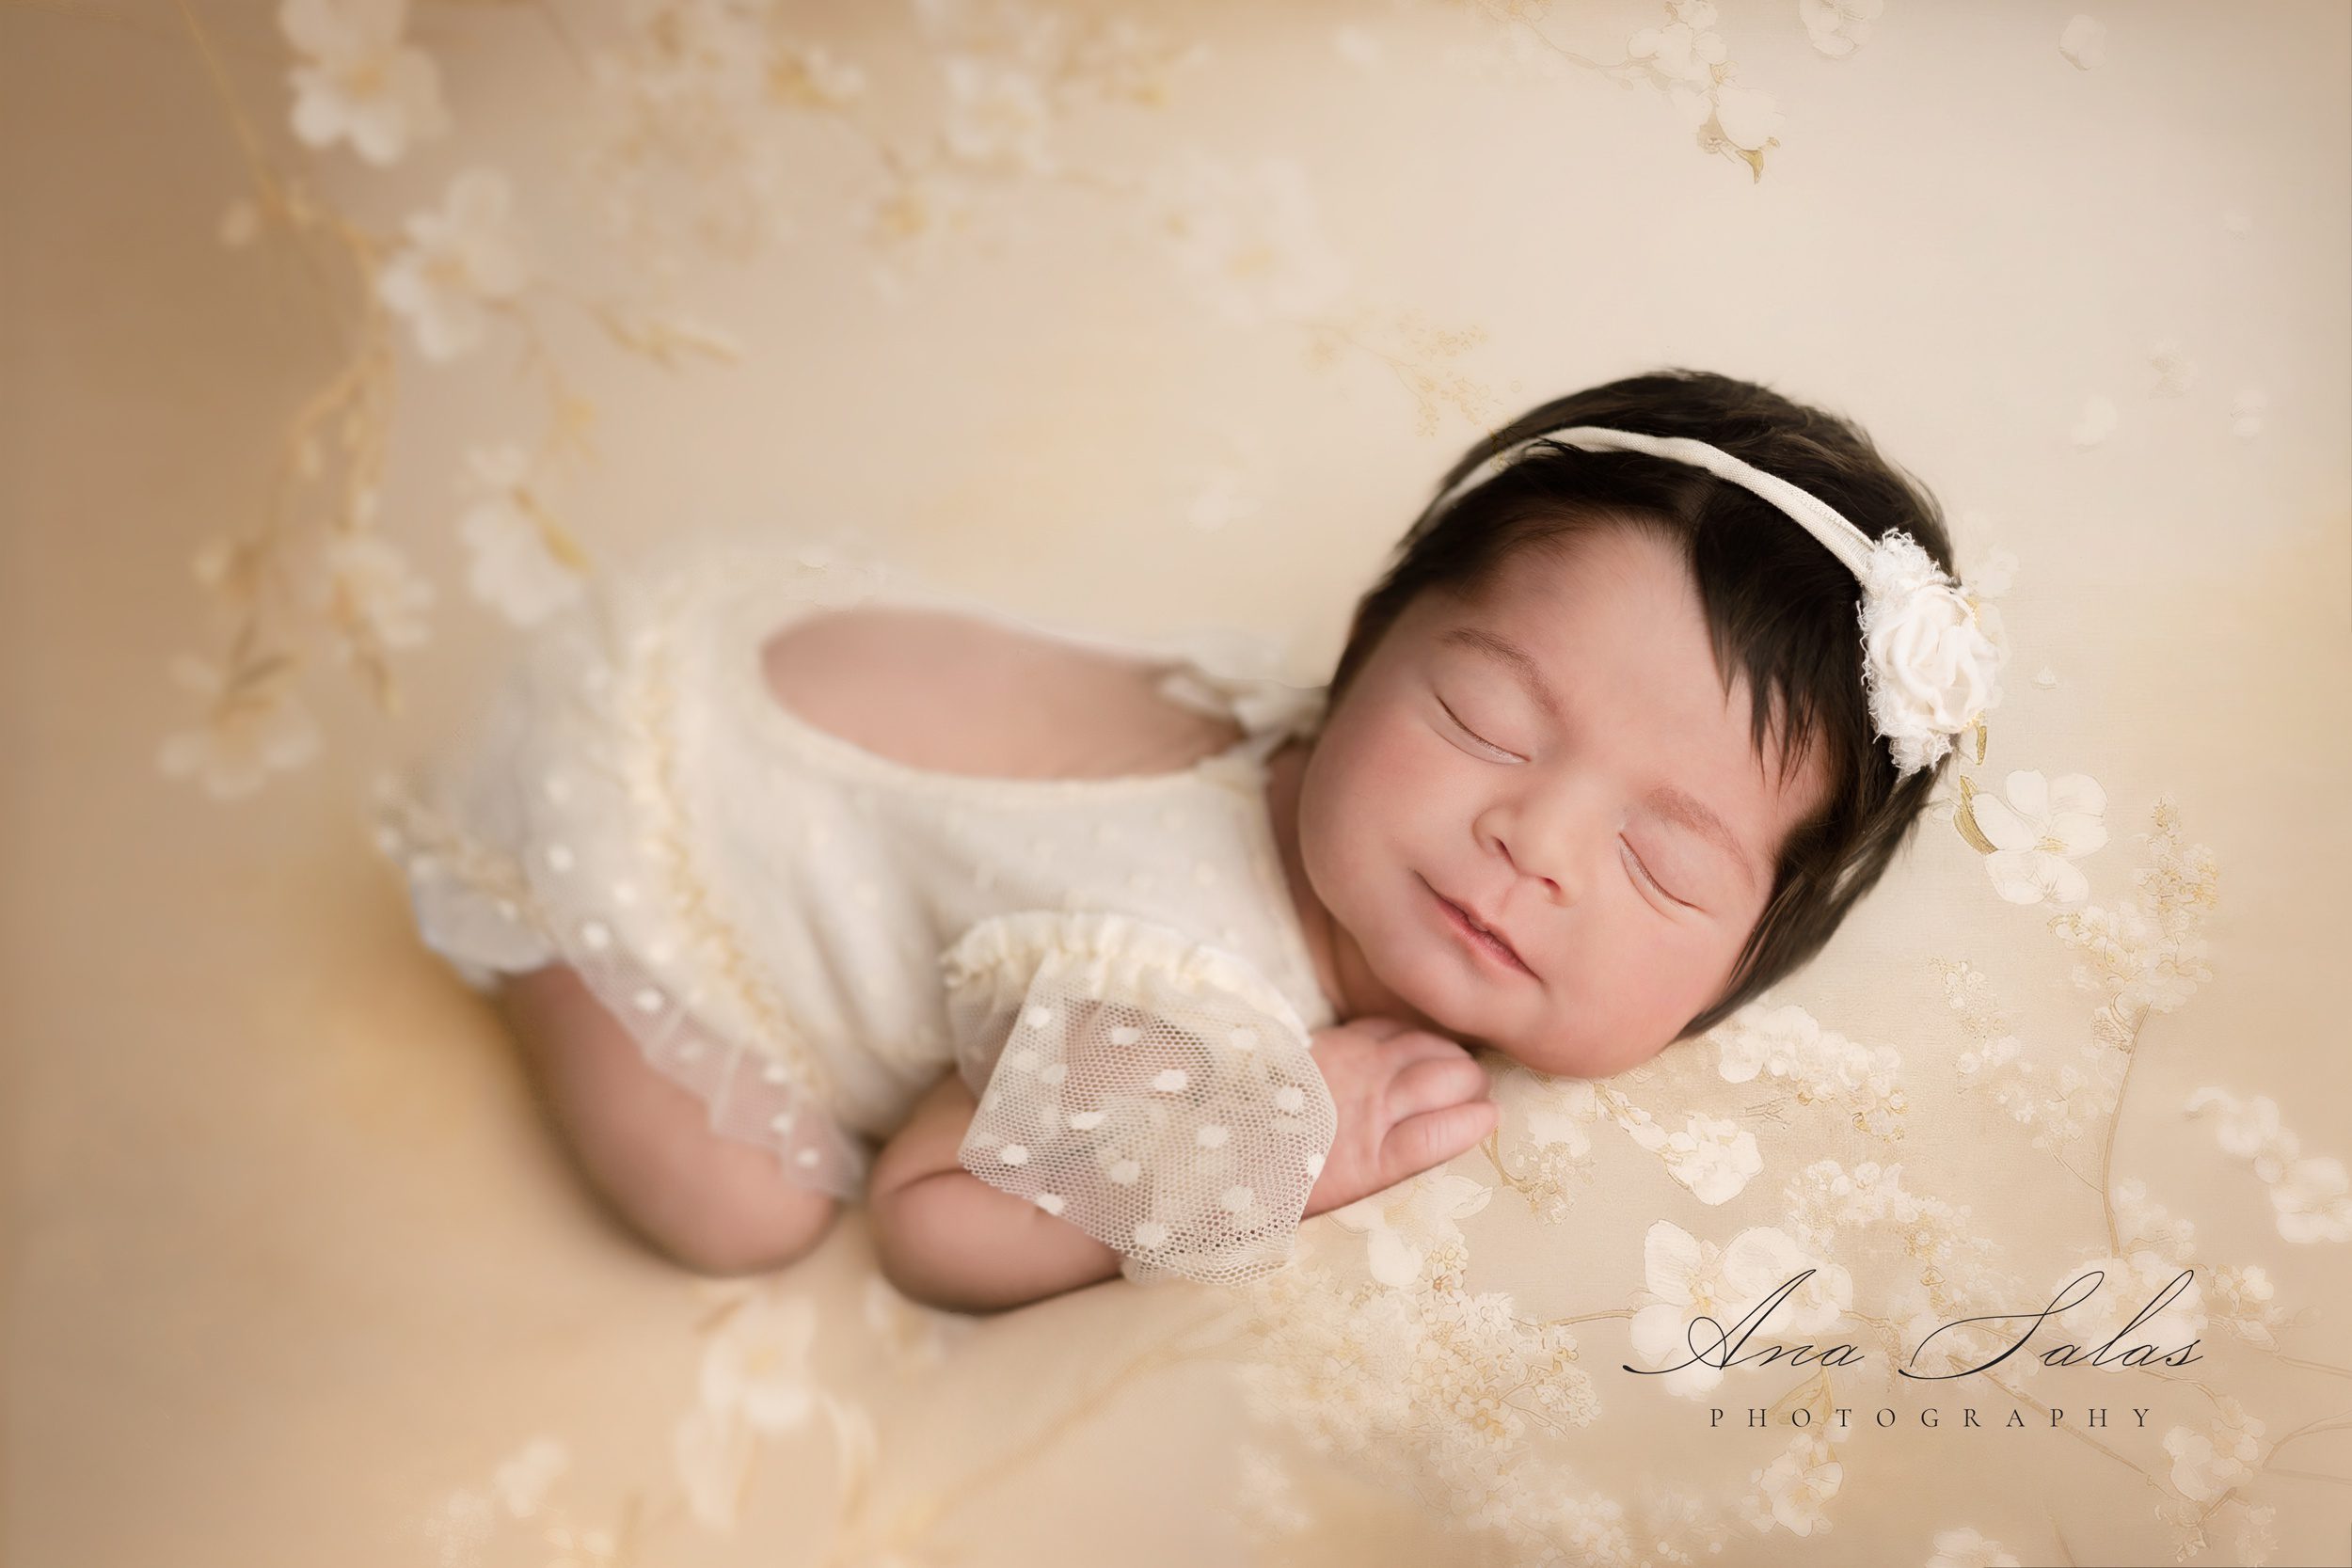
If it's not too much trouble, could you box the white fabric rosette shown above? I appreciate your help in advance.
[1854,531,2004,777]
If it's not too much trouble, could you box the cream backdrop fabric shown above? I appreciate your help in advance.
[5,2,2348,1565]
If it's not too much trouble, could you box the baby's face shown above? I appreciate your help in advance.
[1297,524,1833,1078]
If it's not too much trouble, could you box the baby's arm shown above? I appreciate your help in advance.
[867,1070,1122,1313]
[866,1019,1497,1314]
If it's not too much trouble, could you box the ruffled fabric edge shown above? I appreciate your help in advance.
[369,534,888,1199]
[939,909,1311,1034]
[939,909,1338,1288]
[1151,657,1331,753]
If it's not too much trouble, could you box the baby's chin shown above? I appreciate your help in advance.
[1359,938,1527,1054]
[1482,1037,1600,1079]
[1343,901,1643,1075]
[1503,1024,1682,1081]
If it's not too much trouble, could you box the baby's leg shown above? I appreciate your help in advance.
[495,964,840,1275]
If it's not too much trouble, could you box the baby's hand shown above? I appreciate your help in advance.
[1302,1017,1499,1218]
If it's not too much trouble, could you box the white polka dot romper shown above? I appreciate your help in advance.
[373,529,1340,1287]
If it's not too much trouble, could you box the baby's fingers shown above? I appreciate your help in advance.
[1385,1098,1502,1180]
[1388,1051,1492,1120]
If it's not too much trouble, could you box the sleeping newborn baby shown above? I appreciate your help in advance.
[373,368,2000,1312]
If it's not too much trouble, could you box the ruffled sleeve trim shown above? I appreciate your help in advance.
[940,909,1309,1037]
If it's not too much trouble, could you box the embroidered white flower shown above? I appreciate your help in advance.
[1742,1431,1841,1535]
[377,168,532,363]
[2070,393,2119,447]
[1708,1001,1905,1134]
[2161,1397,2264,1503]
[2233,1504,2280,1567]
[1929,1527,2023,1568]
[1968,769,2108,906]
[456,443,585,626]
[1626,5,1727,89]
[2113,1178,2199,1263]
[1855,533,2003,776]
[2054,1247,2205,1352]
[1722,1226,1853,1334]
[671,1400,755,1531]
[940,55,1057,174]
[2185,1087,2352,1243]
[2054,902,2213,1017]
[157,654,323,799]
[1799,0,1883,59]
[1959,537,2019,598]
[1328,1169,1494,1288]
[1785,1158,1931,1241]
[2058,14,2108,71]
[2149,339,2199,396]
[1519,1074,1598,1158]
[278,0,450,166]
[1629,1222,1741,1398]
[1617,3,1783,168]
[1708,85,1783,153]
[488,1435,567,1517]
[2272,1156,2352,1244]
[1626,1111,1764,1204]
[2206,1263,2286,1347]
[698,1293,820,1433]
[861,1274,965,1370]
[311,528,435,657]
[1628,1223,1837,1397]
[1237,1441,1312,1539]
[2186,1089,2293,1175]
[2231,387,2268,439]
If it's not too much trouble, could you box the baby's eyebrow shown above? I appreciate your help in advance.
[1438,626,1565,724]
[1649,783,1760,896]
[1440,624,1759,895]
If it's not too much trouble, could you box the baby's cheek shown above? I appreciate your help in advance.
[1310,716,1415,849]
[1521,945,1676,1079]
[1357,715,1464,825]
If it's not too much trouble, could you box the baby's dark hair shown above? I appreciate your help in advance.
[1323,367,1961,1042]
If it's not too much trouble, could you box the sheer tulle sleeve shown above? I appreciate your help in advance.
[938,910,1338,1287]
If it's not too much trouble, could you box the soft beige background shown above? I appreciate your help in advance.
[5,1,2349,1564]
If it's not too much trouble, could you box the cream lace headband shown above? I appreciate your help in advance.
[1427,424,2002,779]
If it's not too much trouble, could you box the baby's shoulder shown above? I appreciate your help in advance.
[757,603,1245,781]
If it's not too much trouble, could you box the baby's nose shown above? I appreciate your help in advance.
[1484,785,1608,907]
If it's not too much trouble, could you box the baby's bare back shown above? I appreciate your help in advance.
[759,604,1245,782]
